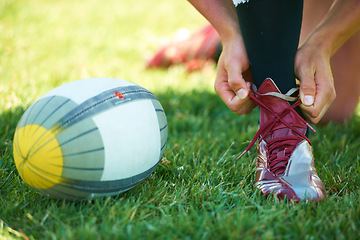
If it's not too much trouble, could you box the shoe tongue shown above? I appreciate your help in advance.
[257,78,281,95]
[257,78,306,141]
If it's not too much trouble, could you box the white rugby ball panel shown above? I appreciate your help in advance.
[96,99,161,181]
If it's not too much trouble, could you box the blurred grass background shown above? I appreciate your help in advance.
[0,0,213,109]
[1,0,360,239]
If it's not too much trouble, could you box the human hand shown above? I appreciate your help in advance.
[214,36,256,115]
[295,42,336,124]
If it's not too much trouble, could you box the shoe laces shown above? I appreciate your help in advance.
[238,85,315,175]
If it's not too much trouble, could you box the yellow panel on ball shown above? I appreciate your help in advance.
[13,124,64,189]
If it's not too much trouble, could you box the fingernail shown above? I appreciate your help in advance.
[303,95,314,106]
[237,89,247,99]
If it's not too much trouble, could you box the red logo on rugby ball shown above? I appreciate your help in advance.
[113,91,125,100]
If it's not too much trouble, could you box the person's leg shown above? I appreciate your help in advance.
[300,0,360,124]
[236,0,303,93]
[324,33,360,123]
[235,0,326,202]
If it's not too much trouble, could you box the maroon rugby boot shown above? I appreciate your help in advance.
[239,78,326,202]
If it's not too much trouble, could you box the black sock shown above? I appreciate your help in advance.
[236,0,303,94]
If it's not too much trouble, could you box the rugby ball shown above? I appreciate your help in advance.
[13,78,167,200]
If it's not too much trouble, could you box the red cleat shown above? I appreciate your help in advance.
[239,78,326,202]
[146,25,221,71]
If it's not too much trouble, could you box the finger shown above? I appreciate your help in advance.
[305,87,335,124]
[296,64,316,107]
[300,64,336,124]
[301,100,332,124]
[214,63,255,115]
[225,60,250,99]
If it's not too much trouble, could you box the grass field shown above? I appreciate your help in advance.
[1,0,360,239]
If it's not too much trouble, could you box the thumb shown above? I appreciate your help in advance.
[227,64,249,100]
[298,69,316,107]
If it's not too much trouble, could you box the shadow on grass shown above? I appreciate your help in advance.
[155,89,259,138]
